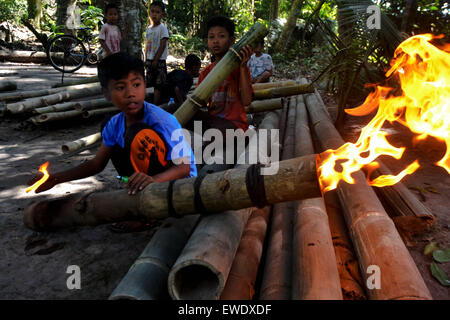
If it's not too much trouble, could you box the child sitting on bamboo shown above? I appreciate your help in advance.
[28,52,197,232]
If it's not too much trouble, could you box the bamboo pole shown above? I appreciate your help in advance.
[291,94,342,300]
[109,215,200,300]
[75,98,113,111]
[304,87,432,300]
[82,107,118,118]
[245,98,282,114]
[29,110,83,125]
[167,111,280,300]
[253,84,314,100]
[252,80,296,90]
[0,80,17,92]
[6,83,102,114]
[0,50,49,63]
[61,132,102,153]
[52,76,99,88]
[33,102,78,114]
[24,154,321,231]
[259,97,296,300]
[173,23,268,126]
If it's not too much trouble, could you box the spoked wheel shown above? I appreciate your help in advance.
[46,35,87,73]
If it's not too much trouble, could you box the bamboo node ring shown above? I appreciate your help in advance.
[188,96,203,108]
[230,47,242,61]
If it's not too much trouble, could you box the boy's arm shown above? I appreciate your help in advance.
[151,38,168,69]
[239,45,254,106]
[29,144,112,193]
[99,39,112,56]
[254,70,272,83]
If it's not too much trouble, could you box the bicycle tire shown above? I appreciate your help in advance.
[47,35,87,73]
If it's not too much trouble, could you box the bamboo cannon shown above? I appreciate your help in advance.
[252,80,296,90]
[29,110,83,125]
[61,132,102,153]
[259,97,297,300]
[304,87,432,299]
[5,83,102,114]
[291,94,342,300]
[173,23,269,126]
[82,107,118,118]
[52,76,99,88]
[33,102,78,114]
[167,111,280,300]
[109,215,200,300]
[0,80,17,92]
[245,98,282,114]
[253,84,314,100]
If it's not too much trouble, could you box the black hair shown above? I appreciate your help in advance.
[105,3,119,14]
[97,52,145,89]
[206,15,235,38]
[185,54,201,69]
[150,1,165,12]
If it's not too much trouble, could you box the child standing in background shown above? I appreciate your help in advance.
[247,39,273,83]
[145,1,169,105]
[98,3,122,58]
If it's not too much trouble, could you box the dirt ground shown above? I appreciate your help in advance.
[0,61,448,300]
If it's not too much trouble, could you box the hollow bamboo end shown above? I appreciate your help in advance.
[24,201,52,231]
[61,145,70,153]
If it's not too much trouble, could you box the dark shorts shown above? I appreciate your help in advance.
[146,60,167,89]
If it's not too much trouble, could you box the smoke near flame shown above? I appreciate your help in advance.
[26,162,50,193]
[318,34,450,193]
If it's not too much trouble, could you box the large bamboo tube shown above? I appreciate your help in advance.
[29,110,83,125]
[0,50,49,63]
[304,88,432,300]
[245,98,282,114]
[33,102,78,114]
[173,23,268,126]
[75,98,113,111]
[252,80,296,90]
[260,97,297,300]
[291,94,342,300]
[61,132,102,153]
[6,83,101,114]
[52,76,99,88]
[0,80,17,92]
[167,111,280,300]
[82,107,118,118]
[109,215,200,300]
[0,87,64,103]
[24,154,320,231]
[253,84,314,100]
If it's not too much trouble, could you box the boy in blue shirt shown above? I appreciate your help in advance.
[29,52,196,231]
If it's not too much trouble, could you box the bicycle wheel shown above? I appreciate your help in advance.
[47,35,87,73]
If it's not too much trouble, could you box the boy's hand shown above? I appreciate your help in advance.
[239,45,253,67]
[27,173,57,194]
[127,172,154,195]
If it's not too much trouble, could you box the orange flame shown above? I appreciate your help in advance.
[318,34,450,192]
[26,162,50,193]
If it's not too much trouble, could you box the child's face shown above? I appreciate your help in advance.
[150,5,164,25]
[105,72,146,118]
[254,43,263,55]
[106,8,119,25]
[187,64,201,77]
[207,26,234,58]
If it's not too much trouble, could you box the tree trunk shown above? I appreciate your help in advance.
[273,0,304,52]
[271,0,279,20]
[400,0,418,33]
[27,0,43,27]
[119,0,144,58]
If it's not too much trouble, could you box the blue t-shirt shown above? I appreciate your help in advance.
[102,101,197,177]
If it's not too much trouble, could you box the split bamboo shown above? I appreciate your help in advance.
[245,98,282,114]
[304,87,432,300]
[109,215,200,300]
[0,80,17,92]
[52,76,99,88]
[173,23,268,126]
[61,132,102,153]
[29,110,83,125]
[291,94,342,300]
[168,111,280,300]
[24,154,321,231]
[253,84,314,100]
[252,80,296,90]
[260,97,297,300]
[6,83,101,114]
[33,102,78,114]
[82,107,118,118]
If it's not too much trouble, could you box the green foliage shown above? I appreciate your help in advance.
[0,0,28,24]
[80,5,103,30]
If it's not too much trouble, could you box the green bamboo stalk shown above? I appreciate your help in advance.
[253,84,314,100]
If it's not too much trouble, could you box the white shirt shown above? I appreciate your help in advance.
[145,23,169,61]
[247,53,274,79]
